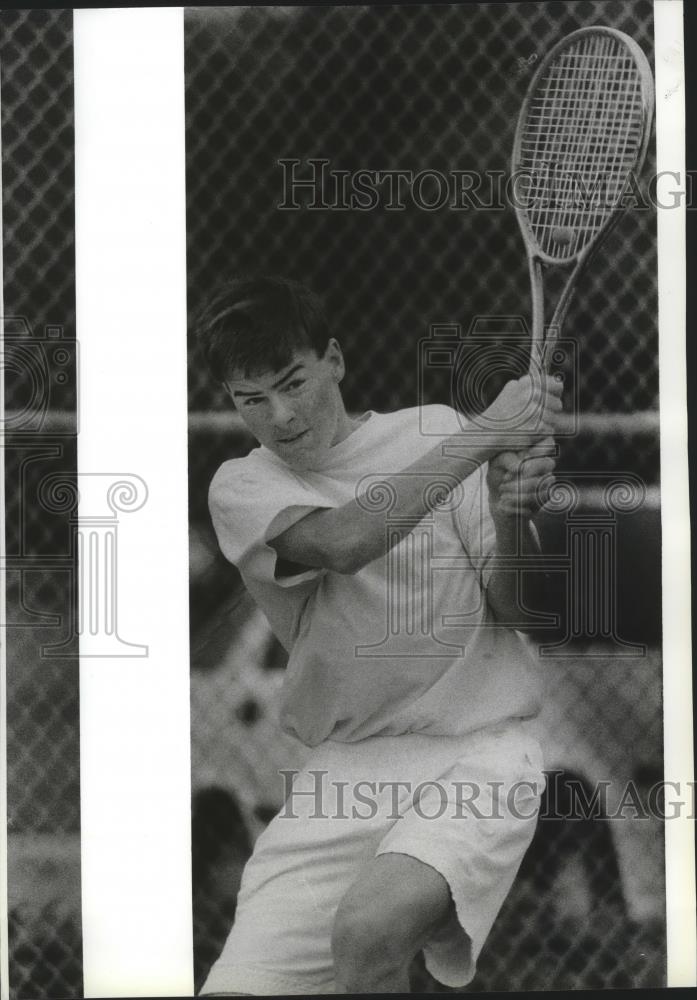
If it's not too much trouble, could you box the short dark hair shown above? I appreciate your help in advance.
[196,276,332,382]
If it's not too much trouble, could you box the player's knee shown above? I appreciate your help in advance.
[331,891,410,973]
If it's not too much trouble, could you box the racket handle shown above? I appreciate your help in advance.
[528,257,547,376]
[529,338,547,376]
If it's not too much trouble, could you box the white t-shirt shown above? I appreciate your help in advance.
[209,405,542,746]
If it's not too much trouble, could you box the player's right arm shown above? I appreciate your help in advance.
[269,374,562,576]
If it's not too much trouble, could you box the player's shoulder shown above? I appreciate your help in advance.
[208,447,283,511]
[388,403,466,437]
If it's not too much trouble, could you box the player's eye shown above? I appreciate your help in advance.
[285,379,305,392]
[243,396,264,407]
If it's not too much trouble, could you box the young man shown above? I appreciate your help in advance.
[197,276,562,995]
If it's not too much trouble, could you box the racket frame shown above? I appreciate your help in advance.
[511,26,655,372]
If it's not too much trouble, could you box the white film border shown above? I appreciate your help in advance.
[654,0,695,987]
[74,9,193,996]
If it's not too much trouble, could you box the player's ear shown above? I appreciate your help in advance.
[324,338,345,384]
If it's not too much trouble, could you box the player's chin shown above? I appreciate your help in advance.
[272,431,310,456]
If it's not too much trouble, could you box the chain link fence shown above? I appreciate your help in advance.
[186,1,665,993]
[186,2,658,434]
[2,9,82,999]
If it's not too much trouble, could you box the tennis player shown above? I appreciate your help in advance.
[197,276,562,995]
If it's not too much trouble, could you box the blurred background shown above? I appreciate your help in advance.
[2,8,82,1000]
[186,1,665,993]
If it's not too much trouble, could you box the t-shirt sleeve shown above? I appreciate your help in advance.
[208,457,334,588]
[452,464,498,588]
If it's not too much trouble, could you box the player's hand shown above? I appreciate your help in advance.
[487,436,557,518]
[481,374,563,450]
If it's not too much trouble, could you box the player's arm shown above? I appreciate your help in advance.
[270,375,562,576]
[483,441,556,630]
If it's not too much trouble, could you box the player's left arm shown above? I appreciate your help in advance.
[484,439,556,630]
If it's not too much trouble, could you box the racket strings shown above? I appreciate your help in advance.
[518,32,645,259]
[532,47,640,241]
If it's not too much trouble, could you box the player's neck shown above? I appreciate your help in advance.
[331,407,366,447]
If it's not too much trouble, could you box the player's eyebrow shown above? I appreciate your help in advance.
[272,364,304,389]
[231,364,305,397]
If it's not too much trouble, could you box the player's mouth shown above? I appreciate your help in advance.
[277,429,309,444]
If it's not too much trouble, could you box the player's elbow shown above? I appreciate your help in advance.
[327,532,374,575]
[329,543,364,575]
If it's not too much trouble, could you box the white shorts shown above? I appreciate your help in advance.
[200,718,545,995]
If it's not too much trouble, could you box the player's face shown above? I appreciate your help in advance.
[224,341,349,469]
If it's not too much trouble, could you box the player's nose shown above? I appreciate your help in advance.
[269,394,295,427]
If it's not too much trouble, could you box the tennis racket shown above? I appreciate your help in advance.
[512,26,654,377]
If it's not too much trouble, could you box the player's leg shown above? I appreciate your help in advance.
[331,851,454,993]
[199,749,384,996]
